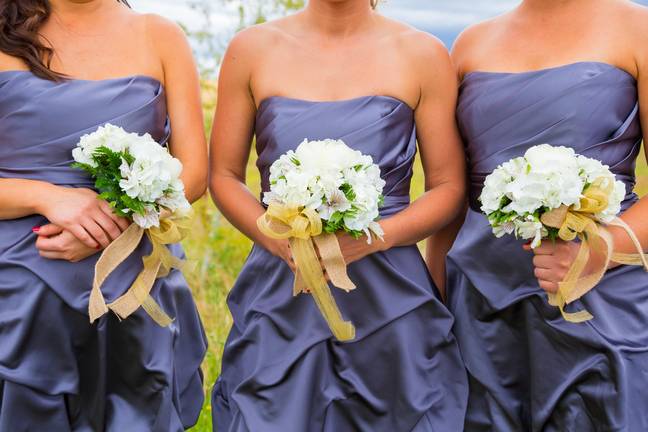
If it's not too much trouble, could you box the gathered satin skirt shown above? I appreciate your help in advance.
[212,243,469,432]
[447,209,648,432]
[0,214,208,431]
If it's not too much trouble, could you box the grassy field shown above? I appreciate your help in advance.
[186,86,648,430]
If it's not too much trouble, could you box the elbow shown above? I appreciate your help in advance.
[427,177,467,217]
[187,184,207,204]
[208,172,227,209]
[184,170,208,204]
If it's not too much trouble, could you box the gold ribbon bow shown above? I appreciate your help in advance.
[540,178,648,323]
[257,203,357,341]
[88,209,193,327]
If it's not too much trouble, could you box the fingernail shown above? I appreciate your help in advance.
[32,226,41,233]
[95,246,101,250]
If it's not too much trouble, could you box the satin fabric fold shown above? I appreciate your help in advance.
[212,95,468,431]
[449,62,648,431]
[0,71,207,431]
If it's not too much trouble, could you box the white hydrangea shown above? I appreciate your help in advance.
[264,139,385,242]
[72,124,132,167]
[480,144,625,247]
[72,124,190,229]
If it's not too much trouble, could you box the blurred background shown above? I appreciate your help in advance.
[127,1,648,429]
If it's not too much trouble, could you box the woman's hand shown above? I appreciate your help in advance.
[37,187,130,249]
[261,238,296,272]
[34,224,103,262]
[525,240,581,293]
[337,231,389,266]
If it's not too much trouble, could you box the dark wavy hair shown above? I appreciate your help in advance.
[0,0,130,80]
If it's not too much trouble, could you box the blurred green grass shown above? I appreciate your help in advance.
[186,85,648,429]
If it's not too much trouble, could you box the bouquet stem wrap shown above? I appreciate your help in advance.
[257,204,357,341]
[540,179,648,322]
[88,210,193,327]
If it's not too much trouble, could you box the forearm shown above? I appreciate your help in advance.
[426,204,467,292]
[609,196,648,254]
[210,174,269,247]
[0,179,58,219]
[381,181,465,249]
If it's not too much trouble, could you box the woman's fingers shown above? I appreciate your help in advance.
[34,223,64,237]
[538,280,559,293]
[532,255,554,269]
[534,267,561,283]
[533,242,556,255]
[35,234,64,252]
[38,250,65,260]
[92,209,123,241]
[83,219,111,248]
[68,225,100,249]
[98,200,131,231]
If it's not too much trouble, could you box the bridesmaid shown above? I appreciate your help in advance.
[0,0,207,430]
[209,0,468,430]
[428,0,648,430]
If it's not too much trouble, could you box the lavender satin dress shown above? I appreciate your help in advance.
[211,96,469,432]
[0,71,207,431]
[449,62,648,431]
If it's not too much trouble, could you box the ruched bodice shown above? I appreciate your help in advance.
[0,71,206,431]
[458,62,641,211]
[213,96,468,432]
[0,71,169,188]
[255,96,416,216]
[447,62,648,432]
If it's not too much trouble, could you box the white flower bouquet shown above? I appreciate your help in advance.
[258,138,386,341]
[72,124,190,229]
[72,124,192,327]
[263,138,386,242]
[479,144,648,322]
[480,144,625,248]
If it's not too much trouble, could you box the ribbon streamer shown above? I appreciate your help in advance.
[540,178,648,323]
[257,203,356,341]
[88,209,193,327]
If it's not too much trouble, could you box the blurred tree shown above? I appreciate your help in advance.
[185,0,304,77]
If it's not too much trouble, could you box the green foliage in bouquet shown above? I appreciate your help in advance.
[73,146,144,218]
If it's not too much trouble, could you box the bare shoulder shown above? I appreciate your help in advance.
[597,1,648,73]
[383,18,451,71]
[614,1,648,48]
[0,51,27,72]
[141,13,190,46]
[451,13,509,75]
[222,18,294,64]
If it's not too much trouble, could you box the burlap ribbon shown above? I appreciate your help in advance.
[540,178,648,323]
[257,204,357,341]
[88,209,193,327]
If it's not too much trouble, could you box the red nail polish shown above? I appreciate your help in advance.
[95,246,101,250]
[32,226,41,233]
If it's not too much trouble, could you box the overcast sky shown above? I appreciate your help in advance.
[131,0,648,48]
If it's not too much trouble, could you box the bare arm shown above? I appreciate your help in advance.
[0,179,55,220]
[426,205,466,296]
[209,29,294,268]
[424,27,478,295]
[149,16,208,203]
[380,39,466,250]
[608,22,648,254]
